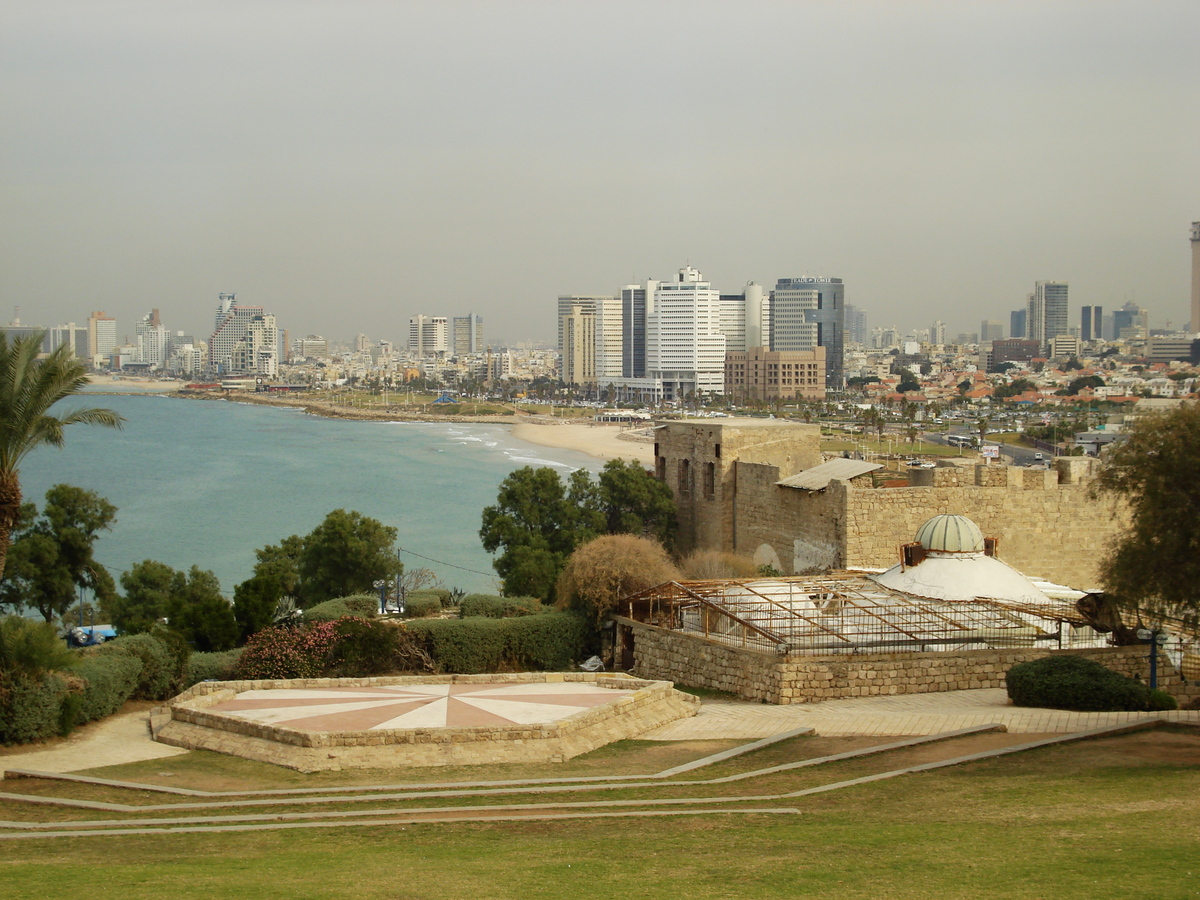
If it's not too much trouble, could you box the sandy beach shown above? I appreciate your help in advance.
[511,421,656,466]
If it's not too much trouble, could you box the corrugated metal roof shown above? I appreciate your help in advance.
[776,459,882,491]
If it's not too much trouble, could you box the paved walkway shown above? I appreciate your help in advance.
[0,708,188,775]
[640,688,1200,740]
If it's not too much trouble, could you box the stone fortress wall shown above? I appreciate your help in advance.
[619,618,1182,705]
[656,420,1123,589]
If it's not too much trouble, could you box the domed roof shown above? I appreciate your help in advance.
[914,515,984,553]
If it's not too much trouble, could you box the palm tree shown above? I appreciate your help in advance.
[0,331,124,579]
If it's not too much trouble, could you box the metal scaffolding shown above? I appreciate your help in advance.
[622,574,1109,657]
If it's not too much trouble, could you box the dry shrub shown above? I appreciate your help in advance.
[555,534,681,626]
[680,549,760,580]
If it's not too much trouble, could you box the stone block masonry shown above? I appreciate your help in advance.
[155,672,699,772]
[620,618,1182,705]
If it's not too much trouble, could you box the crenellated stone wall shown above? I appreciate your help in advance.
[619,618,1181,705]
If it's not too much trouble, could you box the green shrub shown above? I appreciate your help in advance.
[459,594,544,619]
[186,648,244,685]
[327,618,406,676]
[0,616,76,677]
[235,622,340,679]
[101,630,190,700]
[73,653,143,724]
[402,595,443,619]
[336,594,381,616]
[1148,689,1179,711]
[302,599,357,622]
[407,612,586,674]
[407,588,450,607]
[1006,655,1172,712]
[0,672,69,745]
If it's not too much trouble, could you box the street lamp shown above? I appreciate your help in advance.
[373,579,396,615]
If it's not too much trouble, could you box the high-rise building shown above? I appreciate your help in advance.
[770,276,844,388]
[929,320,946,345]
[620,283,654,378]
[135,310,169,369]
[1112,301,1149,340]
[1026,281,1068,349]
[980,320,1004,342]
[210,294,278,375]
[560,304,596,385]
[844,304,867,346]
[1080,305,1103,343]
[1010,308,1027,339]
[644,266,726,400]
[452,315,484,355]
[87,311,116,368]
[354,333,370,353]
[408,315,449,356]
[593,296,624,383]
[718,282,768,353]
[1191,221,1200,334]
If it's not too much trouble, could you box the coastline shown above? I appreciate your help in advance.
[128,387,656,466]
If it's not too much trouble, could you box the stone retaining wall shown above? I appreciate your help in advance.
[155,672,699,772]
[619,618,1182,705]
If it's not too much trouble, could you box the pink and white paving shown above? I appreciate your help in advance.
[152,674,699,771]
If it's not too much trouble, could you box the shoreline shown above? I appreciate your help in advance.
[159,389,657,465]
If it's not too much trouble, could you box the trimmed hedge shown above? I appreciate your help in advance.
[0,673,69,745]
[408,588,450,607]
[304,598,373,622]
[101,631,191,701]
[337,594,382,616]
[402,595,443,619]
[406,612,586,674]
[458,594,544,619]
[1006,655,1179,712]
[73,653,144,724]
[186,648,244,685]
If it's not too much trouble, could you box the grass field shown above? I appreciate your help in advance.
[2,728,1196,899]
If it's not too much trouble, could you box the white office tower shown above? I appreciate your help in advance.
[929,320,946,346]
[408,316,449,356]
[644,265,726,400]
[592,296,624,383]
[135,311,170,369]
[719,282,768,353]
[211,294,278,375]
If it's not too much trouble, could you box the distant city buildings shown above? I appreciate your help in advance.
[87,311,116,367]
[725,346,825,403]
[1026,281,1069,351]
[771,277,844,388]
[1191,221,1200,334]
[408,315,449,356]
[1080,305,1103,343]
[980,319,1004,342]
[210,293,279,376]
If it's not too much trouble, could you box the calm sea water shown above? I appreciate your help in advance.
[22,394,601,596]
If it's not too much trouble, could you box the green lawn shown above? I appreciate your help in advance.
[2,729,1196,899]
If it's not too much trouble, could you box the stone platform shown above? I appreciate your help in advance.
[153,673,698,771]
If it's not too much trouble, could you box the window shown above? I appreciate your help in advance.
[703,462,715,499]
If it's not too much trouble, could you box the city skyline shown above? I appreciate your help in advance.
[3,3,1198,342]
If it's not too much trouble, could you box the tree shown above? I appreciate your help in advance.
[296,509,399,607]
[1092,402,1200,628]
[0,332,123,580]
[111,560,237,650]
[596,459,677,549]
[0,485,117,622]
[555,534,681,627]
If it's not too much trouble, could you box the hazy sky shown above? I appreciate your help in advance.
[3,1,1198,345]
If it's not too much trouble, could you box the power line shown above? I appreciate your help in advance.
[396,545,494,578]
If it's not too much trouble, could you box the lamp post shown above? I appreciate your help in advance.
[373,579,395,615]
[1135,628,1168,689]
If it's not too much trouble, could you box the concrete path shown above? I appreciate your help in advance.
[0,708,187,775]
[640,688,1200,740]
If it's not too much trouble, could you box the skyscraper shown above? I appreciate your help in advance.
[452,314,484,355]
[408,316,449,356]
[560,304,596,385]
[1191,221,1200,333]
[87,311,116,368]
[1009,308,1026,339]
[718,282,769,353]
[929,320,946,345]
[770,277,844,388]
[1080,305,1103,343]
[1026,281,1068,350]
[644,266,725,399]
[844,304,867,346]
[210,294,278,375]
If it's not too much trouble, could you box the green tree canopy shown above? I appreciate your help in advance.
[295,509,399,607]
[480,463,676,600]
[1092,402,1200,628]
[111,560,237,651]
[0,331,123,580]
[0,485,117,622]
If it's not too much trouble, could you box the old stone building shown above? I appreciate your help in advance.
[655,419,1121,589]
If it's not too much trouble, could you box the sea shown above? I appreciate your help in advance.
[21,393,603,597]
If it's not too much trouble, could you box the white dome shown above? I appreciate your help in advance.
[915,515,984,553]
